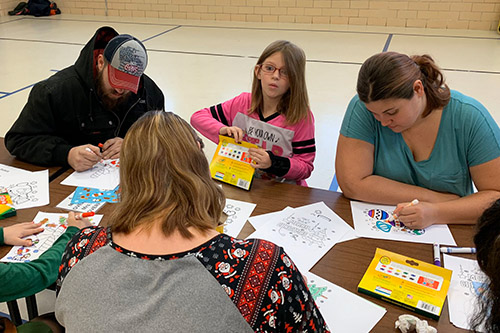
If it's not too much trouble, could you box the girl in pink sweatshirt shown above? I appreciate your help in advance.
[191,40,315,186]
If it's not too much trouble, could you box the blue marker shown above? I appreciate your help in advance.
[440,247,476,254]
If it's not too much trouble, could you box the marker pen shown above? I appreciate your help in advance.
[433,243,441,266]
[440,247,476,254]
[85,146,104,164]
[75,212,95,219]
[394,199,419,219]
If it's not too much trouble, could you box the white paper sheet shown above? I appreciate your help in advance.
[443,254,488,331]
[61,159,120,190]
[304,272,386,332]
[0,212,103,263]
[249,206,357,244]
[0,169,49,209]
[247,202,352,272]
[221,199,256,237]
[56,191,106,213]
[351,201,457,245]
[248,207,293,230]
[0,164,31,179]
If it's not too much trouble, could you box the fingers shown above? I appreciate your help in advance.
[69,145,101,171]
[220,127,244,143]
[102,138,122,160]
[67,211,93,229]
[20,239,34,247]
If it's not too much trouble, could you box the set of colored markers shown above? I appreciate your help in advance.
[432,243,476,266]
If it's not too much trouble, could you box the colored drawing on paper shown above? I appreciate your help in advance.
[71,186,119,204]
[0,212,103,263]
[5,215,68,262]
[456,263,488,298]
[307,281,332,305]
[90,160,120,179]
[271,209,335,249]
[363,207,425,236]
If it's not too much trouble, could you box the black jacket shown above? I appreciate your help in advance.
[5,26,165,166]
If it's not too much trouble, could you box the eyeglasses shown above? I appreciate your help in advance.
[260,63,288,78]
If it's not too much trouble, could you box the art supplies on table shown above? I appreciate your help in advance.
[247,202,353,272]
[0,187,16,219]
[0,165,49,210]
[218,199,256,237]
[303,272,386,333]
[0,212,103,263]
[56,191,106,213]
[209,135,258,190]
[61,159,120,190]
[351,201,457,246]
[358,248,452,320]
[443,254,488,331]
[441,247,476,254]
[71,186,120,204]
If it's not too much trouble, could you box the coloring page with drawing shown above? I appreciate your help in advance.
[61,159,120,190]
[444,254,488,331]
[247,202,352,272]
[0,166,49,209]
[0,212,103,263]
[351,201,457,245]
[302,272,386,333]
[221,199,256,238]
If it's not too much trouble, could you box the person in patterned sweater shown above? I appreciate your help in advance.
[55,111,329,332]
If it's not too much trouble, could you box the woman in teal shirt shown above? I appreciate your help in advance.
[0,213,90,302]
[336,51,500,229]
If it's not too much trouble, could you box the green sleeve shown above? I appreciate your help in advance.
[0,226,79,302]
[0,227,4,245]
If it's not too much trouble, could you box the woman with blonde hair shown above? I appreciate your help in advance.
[55,111,328,332]
[191,40,315,186]
[336,51,500,229]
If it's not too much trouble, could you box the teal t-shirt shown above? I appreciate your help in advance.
[340,90,500,197]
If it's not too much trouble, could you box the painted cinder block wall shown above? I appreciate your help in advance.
[1,0,500,31]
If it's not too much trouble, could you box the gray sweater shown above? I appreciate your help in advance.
[55,245,253,332]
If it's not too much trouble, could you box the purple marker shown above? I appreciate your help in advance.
[433,243,441,266]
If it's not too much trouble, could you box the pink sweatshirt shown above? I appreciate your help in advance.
[191,92,315,186]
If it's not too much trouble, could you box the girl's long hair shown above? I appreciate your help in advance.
[249,40,310,124]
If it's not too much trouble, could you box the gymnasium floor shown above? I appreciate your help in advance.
[1,14,500,319]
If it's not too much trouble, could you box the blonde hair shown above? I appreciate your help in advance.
[249,40,310,125]
[357,52,450,117]
[111,111,225,239]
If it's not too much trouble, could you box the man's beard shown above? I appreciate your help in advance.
[95,69,131,113]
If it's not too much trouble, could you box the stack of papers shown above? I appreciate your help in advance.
[247,201,355,272]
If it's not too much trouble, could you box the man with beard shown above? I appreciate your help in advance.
[5,26,164,171]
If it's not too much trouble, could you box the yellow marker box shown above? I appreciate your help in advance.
[0,188,16,219]
[358,248,452,320]
[210,135,258,191]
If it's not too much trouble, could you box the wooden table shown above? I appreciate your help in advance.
[1,155,473,332]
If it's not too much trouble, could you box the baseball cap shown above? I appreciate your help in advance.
[103,34,147,94]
